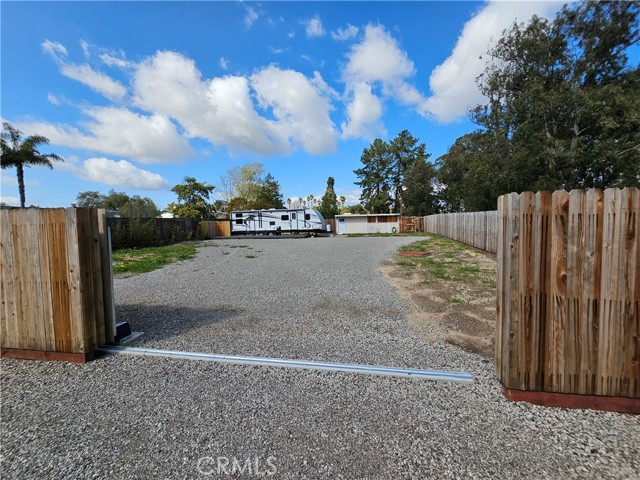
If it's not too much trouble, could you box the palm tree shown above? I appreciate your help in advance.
[307,194,315,208]
[339,195,346,208]
[1,122,63,207]
[286,198,291,208]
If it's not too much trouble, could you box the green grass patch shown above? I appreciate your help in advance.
[396,234,495,291]
[245,255,257,259]
[113,244,197,275]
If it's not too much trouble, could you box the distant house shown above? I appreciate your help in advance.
[335,213,400,235]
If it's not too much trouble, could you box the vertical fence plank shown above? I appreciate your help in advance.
[496,198,506,380]
[532,192,552,390]
[548,190,569,392]
[0,210,19,348]
[519,192,536,390]
[65,208,86,353]
[48,208,73,352]
[565,190,586,393]
[581,189,604,394]
[37,209,56,351]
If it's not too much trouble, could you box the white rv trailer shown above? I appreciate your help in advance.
[230,208,326,236]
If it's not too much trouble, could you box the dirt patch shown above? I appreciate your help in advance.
[380,237,497,358]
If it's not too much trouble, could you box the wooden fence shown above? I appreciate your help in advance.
[1,208,115,362]
[200,220,231,238]
[496,188,639,405]
[423,211,498,252]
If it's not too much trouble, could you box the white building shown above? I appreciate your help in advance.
[335,213,400,235]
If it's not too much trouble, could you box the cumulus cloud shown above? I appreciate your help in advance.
[219,56,229,70]
[331,24,359,41]
[16,107,193,164]
[341,24,426,139]
[80,157,170,189]
[305,15,325,38]
[60,64,127,101]
[0,196,20,206]
[423,1,562,122]
[251,66,337,154]
[341,82,385,140]
[133,50,337,156]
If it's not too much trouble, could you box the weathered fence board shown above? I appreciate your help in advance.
[496,187,639,401]
[1,208,115,361]
[200,220,231,238]
[423,211,498,253]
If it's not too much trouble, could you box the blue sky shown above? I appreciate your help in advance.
[1,1,562,210]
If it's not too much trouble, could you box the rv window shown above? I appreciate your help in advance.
[305,213,311,220]
[235,219,243,225]
[281,215,289,221]
[291,213,296,220]
[235,213,243,218]
[270,221,275,226]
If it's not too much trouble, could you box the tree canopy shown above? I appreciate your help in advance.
[75,189,161,218]
[218,162,284,211]
[318,176,340,219]
[437,2,640,211]
[168,176,216,219]
[354,131,436,214]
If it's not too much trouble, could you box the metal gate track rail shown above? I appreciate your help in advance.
[96,345,473,384]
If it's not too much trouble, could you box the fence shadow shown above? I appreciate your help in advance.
[114,304,242,344]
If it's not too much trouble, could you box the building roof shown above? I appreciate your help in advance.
[335,213,400,218]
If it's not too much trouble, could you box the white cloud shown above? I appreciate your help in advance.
[341,82,385,140]
[100,52,131,68]
[42,39,67,59]
[251,66,337,154]
[331,24,359,41]
[0,175,40,187]
[219,56,229,70]
[0,196,20,206]
[43,39,127,100]
[47,93,61,105]
[244,5,258,28]
[80,39,90,58]
[305,15,325,38]
[60,64,127,101]
[132,50,337,156]
[423,1,563,122]
[80,157,170,189]
[16,107,193,164]
[341,24,425,139]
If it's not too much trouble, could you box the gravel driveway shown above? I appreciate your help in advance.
[2,236,639,479]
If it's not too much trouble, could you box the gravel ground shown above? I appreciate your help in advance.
[2,236,639,479]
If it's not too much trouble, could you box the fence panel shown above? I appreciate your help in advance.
[1,208,114,362]
[423,211,498,253]
[496,187,639,402]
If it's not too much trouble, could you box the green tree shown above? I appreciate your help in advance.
[403,160,439,216]
[354,138,393,213]
[1,122,64,207]
[76,191,106,208]
[318,176,340,219]
[388,130,429,213]
[465,2,639,197]
[251,173,284,209]
[168,176,216,219]
[119,195,160,218]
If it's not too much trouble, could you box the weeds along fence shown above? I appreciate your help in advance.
[107,217,202,249]
[423,211,498,252]
[496,188,639,405]
[1,208,115,362]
